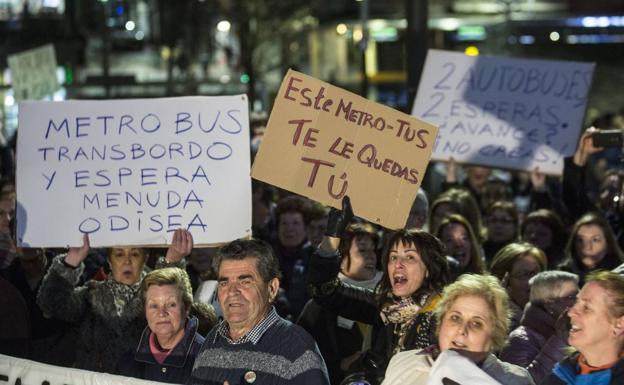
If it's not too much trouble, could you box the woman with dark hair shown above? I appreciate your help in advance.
[490,242,547,330]
[483,201,519,264]
[308,198,449,383]
[428,188,485,242]
[435,214,485,280]
[521,209,567,268]
[560,212,624,284]
[298,222,381,385]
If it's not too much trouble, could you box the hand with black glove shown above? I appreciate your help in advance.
[319,196,354,254]
[325,195,354,238]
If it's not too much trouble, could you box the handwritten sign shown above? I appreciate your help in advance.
[0,354,159,385]
[251,70,438,229]
[8,44,60,101]
[16,96,251,247]
[412,50,595,175]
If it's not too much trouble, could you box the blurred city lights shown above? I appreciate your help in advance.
[125,21,135,31]
[240,74,251,84]
[217,20,231,32]
[464,46,479,56]
[550,31,560,41]
[336,23,347,35]
[135,31,145,40]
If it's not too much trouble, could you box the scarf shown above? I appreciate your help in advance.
[104,274,144,316]
[380,292,432,353]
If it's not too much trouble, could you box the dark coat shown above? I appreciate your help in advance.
[307,251,438,373]
[499,303,567,384]
[541,353,624,385]
[117,316,205,384]
[297,298,364,385]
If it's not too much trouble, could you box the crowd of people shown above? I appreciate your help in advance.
[0,109,623,385]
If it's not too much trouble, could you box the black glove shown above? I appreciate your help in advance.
[325,195,354,238]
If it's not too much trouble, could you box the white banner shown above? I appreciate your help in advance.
[16,96,252,247]
[0,354,161,385]
[412,49,595,175]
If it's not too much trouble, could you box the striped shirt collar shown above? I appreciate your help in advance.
[214,307,279,345]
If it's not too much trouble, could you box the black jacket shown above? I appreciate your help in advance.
[117,316,205,384]
[307,251,438,374]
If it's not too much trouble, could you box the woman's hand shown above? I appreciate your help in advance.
[446,157,458,183]
[165,229,193,263]
[64,233,90,267]
[530,167,546,192]
[321,196,353,253]
[573,126,603,167]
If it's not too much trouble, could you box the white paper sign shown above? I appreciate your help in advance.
[412,49,595,175]
[8,44,60,101]
[426,350,502,385]
[0,354,160,385]
[16,96,252,247]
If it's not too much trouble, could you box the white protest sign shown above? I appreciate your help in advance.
[0,354,160,385]
[426,350,502,385]
[412,49,595,175]
[16,96,251,248]
[8,44,60,101]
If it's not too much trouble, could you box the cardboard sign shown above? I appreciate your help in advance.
[0,354,158,385]
[16,96,251,247]
[251,70,438,229]
[8,44,60,101]
[412,50,595,175]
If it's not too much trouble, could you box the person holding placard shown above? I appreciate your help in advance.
[36,229,193,373]
[309,197,449,384]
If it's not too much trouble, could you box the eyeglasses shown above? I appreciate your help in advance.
[552,293,578,303]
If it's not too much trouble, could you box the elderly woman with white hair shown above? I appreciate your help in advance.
[499,270,579,384]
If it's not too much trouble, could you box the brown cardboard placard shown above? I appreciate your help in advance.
[251,69,438,229]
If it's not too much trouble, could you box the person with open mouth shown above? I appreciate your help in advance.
[308,196,450,384]
[542,270,624,385]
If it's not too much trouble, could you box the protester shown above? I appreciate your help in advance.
[435,213,485,280]
[542,270,624,385]
[382,274,534,385]
[118,267,215,383]
[405,188,429,230]
[562,127,624,247]
[189,238,329,385]
[483,201,519,264]
[36,229,193,373]
[442,157,492,208]
[307,201,329,248]
[428,188,485,243]
[298,222,381,385]
[520,209,567,268]
[1,248,75,365]
[559,212,624,284]
[271,195,315,320]
[489,242,547,330]
[499,270,579,384]
[309,197,449,382]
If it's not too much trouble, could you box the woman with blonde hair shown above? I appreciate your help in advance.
[542,270,624,385]
[382,274,534,385]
